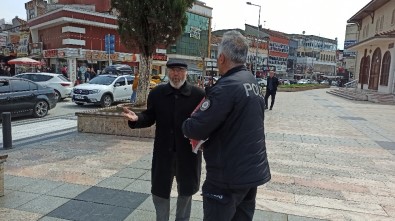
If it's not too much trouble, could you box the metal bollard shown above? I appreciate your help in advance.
[1,112,12,149]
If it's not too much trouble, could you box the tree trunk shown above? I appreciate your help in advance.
[135,55,152,106]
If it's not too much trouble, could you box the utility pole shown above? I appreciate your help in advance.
[246,2,261,77]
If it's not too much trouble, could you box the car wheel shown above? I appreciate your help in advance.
[100,94,112,107]
[76,102,84,106]
[33,100,49,118]
[54,90,62,102]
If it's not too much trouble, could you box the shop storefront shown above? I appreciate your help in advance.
[43,48,140,85]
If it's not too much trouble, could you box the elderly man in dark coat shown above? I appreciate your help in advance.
[122,59,205,221]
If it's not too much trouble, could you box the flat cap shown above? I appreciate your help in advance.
[166,59,188,69]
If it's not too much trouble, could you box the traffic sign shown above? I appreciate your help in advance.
[105,34,115,54]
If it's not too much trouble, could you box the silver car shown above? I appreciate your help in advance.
[15,72,73,101]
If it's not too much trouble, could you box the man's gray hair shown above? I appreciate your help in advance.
[218,31,249,64]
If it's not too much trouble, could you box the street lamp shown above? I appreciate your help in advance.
[246,2,261,77]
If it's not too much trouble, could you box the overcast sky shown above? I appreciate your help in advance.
[1,0,371,49]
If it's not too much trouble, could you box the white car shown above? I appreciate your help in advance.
[15,72,72,101]
[297,79,311,84]
[256,78,267,86]
[71,74,134,107]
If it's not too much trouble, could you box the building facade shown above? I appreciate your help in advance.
[343,24,359,79]
[167,1,212,74]
[27,3,139,84]
[266,29,289,77]
[347,0,395,94]
[289,34,337,79]
[287,39,298,78]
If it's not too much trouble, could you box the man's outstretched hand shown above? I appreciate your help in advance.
[121,107,138,121]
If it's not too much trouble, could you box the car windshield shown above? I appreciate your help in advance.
[88,75,116,85]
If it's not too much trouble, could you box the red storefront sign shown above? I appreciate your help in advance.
[44,49,65,58]
[153,53,167,61]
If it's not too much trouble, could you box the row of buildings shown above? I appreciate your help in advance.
[0,0,341,85]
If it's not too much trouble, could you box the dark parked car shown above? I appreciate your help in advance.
[0,77,57,118]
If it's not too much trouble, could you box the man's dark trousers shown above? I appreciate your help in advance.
[264,90,276,109]
[202,181,257,221]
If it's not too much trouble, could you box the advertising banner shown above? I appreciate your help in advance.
[0,35,7,47]
[17,32,30,57]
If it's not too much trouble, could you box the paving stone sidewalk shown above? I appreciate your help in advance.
[1,89,395,221]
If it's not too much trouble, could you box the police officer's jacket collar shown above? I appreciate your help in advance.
[221,65,247,78]
[164,82,192,96]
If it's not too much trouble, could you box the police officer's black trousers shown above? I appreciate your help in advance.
[202,181,257,221]
[264,91,276,109]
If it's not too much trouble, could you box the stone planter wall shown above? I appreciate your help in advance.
[76,106,155,138]
[0,155,8,197]
[278,85,330,92]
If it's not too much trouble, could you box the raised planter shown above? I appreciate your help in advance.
[277,85,330,92]
[75,104,155,138]
[0,155,8,197]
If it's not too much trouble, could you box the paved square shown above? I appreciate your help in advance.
[1,89,395,220]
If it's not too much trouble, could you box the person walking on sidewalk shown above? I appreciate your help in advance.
[122,59,205,221]
[130,71,139,104]
[264,71,279,110]
[182,30,271,221]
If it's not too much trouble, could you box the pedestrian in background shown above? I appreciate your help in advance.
[182,30,271,221]
[122,59,205,221]
[265,71,279,110]
[130,71,139,104]
[88,67,96,79]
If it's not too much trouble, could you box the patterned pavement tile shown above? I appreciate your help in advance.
[17,195,69,215]
[47,200,133,221]
[96,177,135,190]
[124,180,152,194]
[74,186,149,208]
[295,195,387,216]
[0,190,40,209]
[375,141,395,150]
[0,207,42,221]
[114,168,148,179]
[45,183,91,199]
[19,179,64,195]
[253,210,288,221]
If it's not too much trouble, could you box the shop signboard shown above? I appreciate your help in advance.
[17,32,29,57]
[190,26,201,40]
[152,53,167,61]
[343,40,357,57]
[43,49,65,58]
[29,42,43,56]
[262,65,276,71]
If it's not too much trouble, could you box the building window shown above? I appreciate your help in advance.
[366,24,369,37]
[380,51,391,86]
[376,18,380,33]
[380,15,384,31]
[392,9,395,25]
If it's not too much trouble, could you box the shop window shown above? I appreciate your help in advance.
[380,51,391,86]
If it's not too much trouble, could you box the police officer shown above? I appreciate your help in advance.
[122,59,205,221]
[182,31,271,221]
